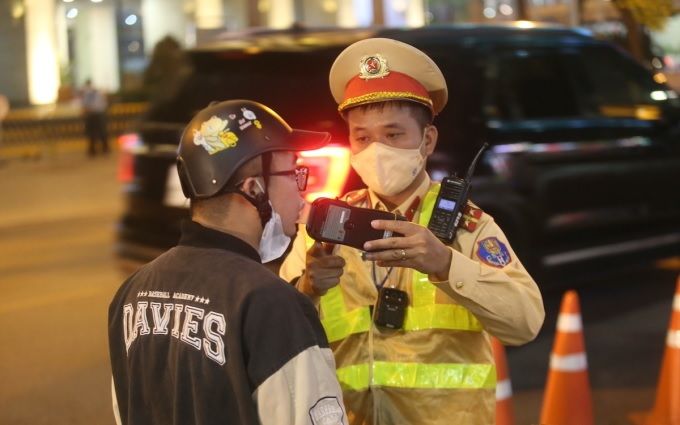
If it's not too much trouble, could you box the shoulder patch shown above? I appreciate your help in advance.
[476,237,511,268]
[461,203,483,232]
[309,397,344,425]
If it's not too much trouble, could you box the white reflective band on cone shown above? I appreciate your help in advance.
[556,313,582,332]
[496,379,512,400]
[667,330,680,349]
[550,353,588,372]
[674,295,680,312]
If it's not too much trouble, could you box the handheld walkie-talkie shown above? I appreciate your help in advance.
[427,143,489,243]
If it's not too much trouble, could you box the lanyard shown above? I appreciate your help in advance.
[371,263,394,289]
[368,194,422,290]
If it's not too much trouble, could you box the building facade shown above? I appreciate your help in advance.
[1,0,678,106]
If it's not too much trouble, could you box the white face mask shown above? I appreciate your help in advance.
[350,135,426,197]
[254,180,292,263]
[259,202,291,263]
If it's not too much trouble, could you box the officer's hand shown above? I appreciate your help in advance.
[298,242,346,297]
[362,220,452,282]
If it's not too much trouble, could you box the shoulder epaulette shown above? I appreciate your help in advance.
[343,189,368,206]
[461,201,483,232]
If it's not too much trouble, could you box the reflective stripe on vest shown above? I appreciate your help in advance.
[336,362,496,391]
[319,183,482,343]
[321,287,372,343]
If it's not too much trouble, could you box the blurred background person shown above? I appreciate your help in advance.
[80,79,109,157]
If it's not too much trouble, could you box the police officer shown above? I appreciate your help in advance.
[109,100,348,425]
[280,39,545,424]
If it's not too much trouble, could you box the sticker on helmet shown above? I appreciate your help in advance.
[193,116,238,155]
[242,107,257,120]
[239,107,263,131]
[309,397,344,425]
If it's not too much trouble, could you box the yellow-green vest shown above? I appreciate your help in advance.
[317,184,496,394]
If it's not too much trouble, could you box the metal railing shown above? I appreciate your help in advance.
[0,102,148,159]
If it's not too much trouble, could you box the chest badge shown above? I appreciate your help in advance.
[477,237,512,268]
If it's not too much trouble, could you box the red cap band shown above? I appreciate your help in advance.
[339,71,433,112]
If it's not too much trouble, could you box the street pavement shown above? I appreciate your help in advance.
[0,140,678,424]
[0,144,123,425]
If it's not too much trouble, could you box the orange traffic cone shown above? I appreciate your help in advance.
[540,290,594,425]
[492,336,515,425]
[631,276,680,425]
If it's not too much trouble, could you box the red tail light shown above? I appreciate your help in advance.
[298,145,351,202]
[117,133,142,183]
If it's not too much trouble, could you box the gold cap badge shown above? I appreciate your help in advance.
[359,54,389,79]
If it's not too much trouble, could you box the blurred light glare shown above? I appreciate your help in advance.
[63,0,74,3]
[664,56,675,68]
[651,91,668,101]
[11,2,25,19]
[392,0,407,13]
[499,4,513,15]
[516,20,536,29]
[258,0,270,13]
[125,14,138,25]
[322,0,337,13]
[26,0,59,105]
[654,73,667,84]
[66,7,78,19]
[91,0,104,3]
[483,7,496,19]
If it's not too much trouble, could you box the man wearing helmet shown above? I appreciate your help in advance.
[109,100,348,425]
[280,39,544,424]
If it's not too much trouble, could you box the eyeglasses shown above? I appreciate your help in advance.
[267,165,309,191]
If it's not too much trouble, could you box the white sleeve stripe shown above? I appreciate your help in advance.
[111,377,122,425]
[254,345,347,425]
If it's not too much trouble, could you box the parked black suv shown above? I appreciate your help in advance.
[117,24,680,283]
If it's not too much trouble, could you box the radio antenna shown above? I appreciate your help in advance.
[464,142,489,182]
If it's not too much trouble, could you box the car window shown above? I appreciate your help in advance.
[486,49,581,119]
[571,46,664,120]
[484,44,667,121]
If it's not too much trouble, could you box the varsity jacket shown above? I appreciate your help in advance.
[109,220,347,425]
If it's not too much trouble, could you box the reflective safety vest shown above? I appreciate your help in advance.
[316,184,496,410]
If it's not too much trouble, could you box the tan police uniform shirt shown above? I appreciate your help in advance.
[280,175,545,424]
